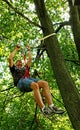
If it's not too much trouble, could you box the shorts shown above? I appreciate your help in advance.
[17,77,39,92]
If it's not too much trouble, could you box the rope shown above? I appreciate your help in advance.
[72,0,75,5]
[39,33,56,41]
[20,32,56,54]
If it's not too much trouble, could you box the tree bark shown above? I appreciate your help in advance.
[34,0,80,130]
[67,0,80,60]
[70,6,80,60]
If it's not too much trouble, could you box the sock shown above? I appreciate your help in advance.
[49,104,54,108]
[42,106,45,111]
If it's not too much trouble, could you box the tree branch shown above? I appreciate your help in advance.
[54,21,71,33]
[65,58,80,65]
[0,35,8,40]
[2,0,42,29]
[29,104,38,130]
[0,86,14,93]
[29,103,44,130]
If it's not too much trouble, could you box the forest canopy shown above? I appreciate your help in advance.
[0,0,80,130]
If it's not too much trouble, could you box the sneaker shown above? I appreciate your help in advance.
[42,107,55,116]
[49,105,64,114]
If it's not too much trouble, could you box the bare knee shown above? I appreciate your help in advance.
[38,80,49,88]
[42,80,48,86]
[30,82,39,90]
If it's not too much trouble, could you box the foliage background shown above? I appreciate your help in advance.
[0,0,80,130]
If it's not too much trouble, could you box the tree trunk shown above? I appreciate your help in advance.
[34,0,80,130]
[67,0,80,60]
[78,6,80,19]
[70,6,80,61]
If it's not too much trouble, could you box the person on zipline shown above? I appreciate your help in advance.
[8,45,64,116]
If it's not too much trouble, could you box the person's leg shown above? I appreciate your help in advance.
[30,82,45,109]
[37,80,64,114]
[37,80,53,105]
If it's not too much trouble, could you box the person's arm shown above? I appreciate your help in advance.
[23,45,32,68]
[8,45,20,67]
